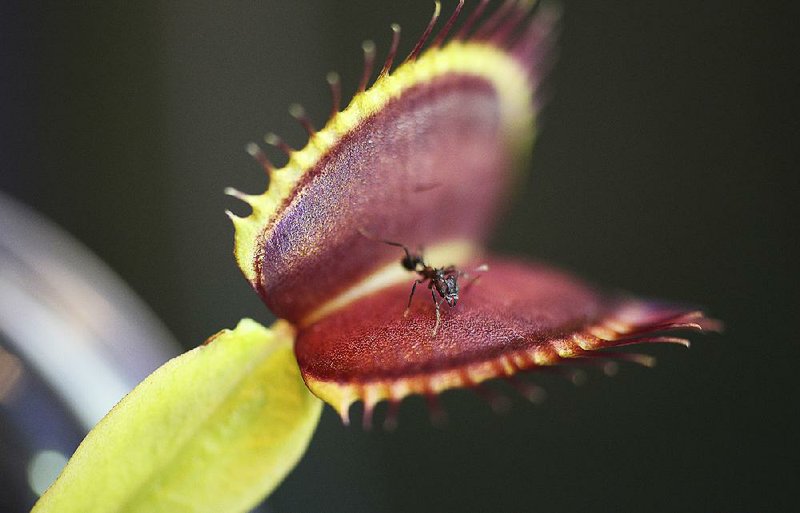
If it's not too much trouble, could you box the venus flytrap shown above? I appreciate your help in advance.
[33,3,716,511]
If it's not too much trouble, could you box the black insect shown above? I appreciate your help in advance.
[359,229,487,336]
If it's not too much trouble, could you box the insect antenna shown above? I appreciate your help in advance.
[405,1,441,63]
[357,228,420,266]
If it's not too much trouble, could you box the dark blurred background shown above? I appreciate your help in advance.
[1,1,797,512]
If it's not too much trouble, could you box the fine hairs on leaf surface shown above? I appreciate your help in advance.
[32,320,322,513]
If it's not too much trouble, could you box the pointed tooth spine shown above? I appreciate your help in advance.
[357,40,376,92]
[405,2,441,63]
[224,187,259,206]
[431,0,464,47]
[289,103,316,136]
[326,71,341,116]
[378,24,402,78]
[264,132,294,157]
[245,141,275,177]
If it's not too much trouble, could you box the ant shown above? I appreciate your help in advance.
[359,229,487,336]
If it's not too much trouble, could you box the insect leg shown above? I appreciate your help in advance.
[404,279,424,317]
[431,289,447,337]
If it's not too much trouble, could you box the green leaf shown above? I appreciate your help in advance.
[33,318,322,513]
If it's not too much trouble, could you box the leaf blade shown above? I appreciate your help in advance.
[33,318,322,513]
[295,258,714,424]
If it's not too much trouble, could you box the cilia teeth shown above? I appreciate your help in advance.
[263,132,294,157]
[223,187,255,204]
[245,142,275,176]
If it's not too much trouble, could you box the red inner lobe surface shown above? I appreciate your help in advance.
[295,259,604,383]
[257,75,514,324]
